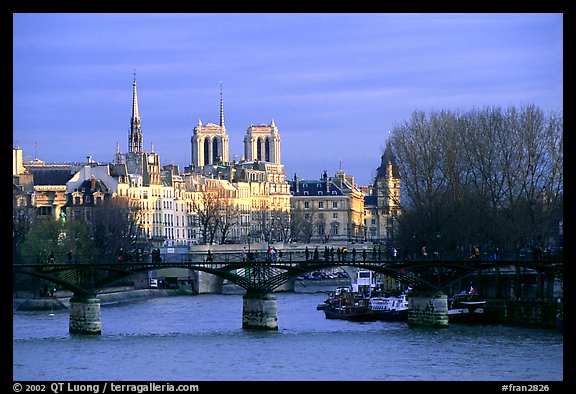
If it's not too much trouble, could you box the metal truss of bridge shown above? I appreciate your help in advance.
[13,256,563,334]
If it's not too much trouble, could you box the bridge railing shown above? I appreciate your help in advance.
[13,247,564,266]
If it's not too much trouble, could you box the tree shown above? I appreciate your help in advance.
[217,198,240,244]
[19,218,95,264]
[191,191,220,245]
[290,209,314,243]
[12,196,34,264]
[271,209,291,243]
[390,105,563,257]
[90,197,146,262]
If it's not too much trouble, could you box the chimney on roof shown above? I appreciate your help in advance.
[323,170,329,193]
[294,173,299,193]
[90,175,96,191]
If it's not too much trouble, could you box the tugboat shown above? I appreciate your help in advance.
[448,286,487,323]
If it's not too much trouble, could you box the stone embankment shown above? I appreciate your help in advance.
[14,279,350,311]
[13,288,190,311]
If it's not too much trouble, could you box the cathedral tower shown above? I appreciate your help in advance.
[191,83,230,167]
[243,119,281,164]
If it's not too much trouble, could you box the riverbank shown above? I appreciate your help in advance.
[222,277,352,294]
[13,288,191,311]
[14,278,351,311]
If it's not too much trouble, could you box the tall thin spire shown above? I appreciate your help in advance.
[129,70,143,153]
[219,81,225,128]
[131,70,140,120]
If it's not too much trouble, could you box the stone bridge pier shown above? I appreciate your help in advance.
[242,290,278,330]
[407,291,449,328]
[69,295,102,335]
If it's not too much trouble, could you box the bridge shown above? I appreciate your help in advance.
[13,255,563,334]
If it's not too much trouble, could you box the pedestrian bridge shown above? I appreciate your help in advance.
[13,256,563,334]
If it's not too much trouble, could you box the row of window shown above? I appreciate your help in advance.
[298,190,339,196]
[302,201,339,209]
[304,212,339,220]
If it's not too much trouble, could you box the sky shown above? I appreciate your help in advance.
[12,13,563,186]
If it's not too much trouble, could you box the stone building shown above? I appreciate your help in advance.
[190,84,229,167]
[289,170,365,243]
[243,120,281,164]
[13,148,81,221]
[363,141,401,245]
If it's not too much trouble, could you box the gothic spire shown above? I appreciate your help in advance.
[129,71,143,153]
[219,81,225,128]
[132,71,140,121]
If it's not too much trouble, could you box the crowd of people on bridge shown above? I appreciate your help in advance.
[303,245,389,262]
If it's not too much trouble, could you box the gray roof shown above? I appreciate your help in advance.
[109,164,128,178]
[364,195,378,207]
[289,179,344,197]
[376,141,400,179]
[27,167,76,186]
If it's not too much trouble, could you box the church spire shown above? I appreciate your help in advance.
[129,70,143,153]
[219,81,225,128]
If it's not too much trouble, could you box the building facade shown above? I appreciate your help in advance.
[363,141,401,245]
[290,170,365,243]
[243,120,281,164]
[190,85,229,167]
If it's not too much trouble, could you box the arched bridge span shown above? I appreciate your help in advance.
[13,258,563,297]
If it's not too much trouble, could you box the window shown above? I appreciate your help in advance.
[333,213,338,219]
[304,202,309,209]
[37,206,52,216]
[318,201,324,208]
[332,201,338,208]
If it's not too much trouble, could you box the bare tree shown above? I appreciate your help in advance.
[390,105,563,257]
[217,198,240,244]
[270,209,291,243]
[91,197,145,261]
[290,209,314,243]
[191,191,220,245]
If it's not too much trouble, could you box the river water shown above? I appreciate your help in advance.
[13,292,563,382]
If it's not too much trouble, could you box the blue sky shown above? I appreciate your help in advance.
[13,13,563,186]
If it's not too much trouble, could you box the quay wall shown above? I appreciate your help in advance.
[14,288,188,311]
[486,299,562,328]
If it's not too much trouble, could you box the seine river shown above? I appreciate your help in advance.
[13,292,563,382]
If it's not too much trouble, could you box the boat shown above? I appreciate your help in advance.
[322,287,374,321]
[368,292,409,321]
[448,291,487,323]
[322,286,410,322]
